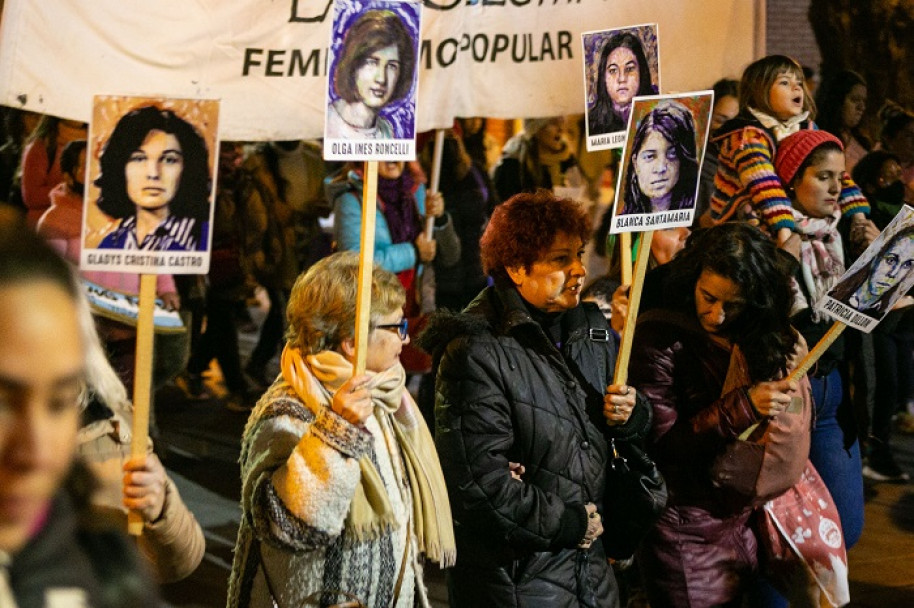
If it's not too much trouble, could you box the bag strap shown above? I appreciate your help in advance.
[582,302,613,391]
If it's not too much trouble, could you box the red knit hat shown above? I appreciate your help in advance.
[775,130,844,185]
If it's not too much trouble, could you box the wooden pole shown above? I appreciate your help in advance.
[354,161,379,375]
[424,129,445,240]
[620,232,633,285]
[613,230,654,386]
[128,273,157,536]
[788,321,847,383]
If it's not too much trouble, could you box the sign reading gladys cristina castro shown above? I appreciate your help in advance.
[0,0,757,141]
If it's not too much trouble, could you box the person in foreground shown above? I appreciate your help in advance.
[75,280,206,582]
[0,223,157,607]
[629,223,810,608]
[419,190,652,607]
[226,251,454,608]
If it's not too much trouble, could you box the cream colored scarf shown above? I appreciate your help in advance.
[748,107,810,142]
[281,345,456,567]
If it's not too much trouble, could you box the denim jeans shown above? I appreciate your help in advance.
[808,369,864,549]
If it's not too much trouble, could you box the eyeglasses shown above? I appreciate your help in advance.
[375,318,409,341]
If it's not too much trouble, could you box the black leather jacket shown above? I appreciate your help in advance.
[419,285,650,607]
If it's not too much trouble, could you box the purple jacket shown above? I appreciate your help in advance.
[628,309,765,607]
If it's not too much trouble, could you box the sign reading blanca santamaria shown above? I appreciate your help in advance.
[610,91,714,234]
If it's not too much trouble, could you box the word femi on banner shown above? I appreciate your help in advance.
[0,0,757,140]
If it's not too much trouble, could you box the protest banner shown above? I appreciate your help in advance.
[0,0,758,139]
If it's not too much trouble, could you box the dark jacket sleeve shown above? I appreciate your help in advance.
[435,337,588,552]
[629,319,761,466]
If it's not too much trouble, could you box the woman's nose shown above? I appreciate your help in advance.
[571,257,586,277]
[147,160,161,179]
[711,303,726,323]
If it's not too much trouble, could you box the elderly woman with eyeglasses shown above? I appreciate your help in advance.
[227,251,454,608]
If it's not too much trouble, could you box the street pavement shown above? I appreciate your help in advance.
[152,312,914,607]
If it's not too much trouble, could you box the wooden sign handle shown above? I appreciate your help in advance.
[128,273,157,536]
[620,231,632,286]
[424,129,445,240]
[613,230,654,386]
[354,161,379,375]
[788,321,846,383]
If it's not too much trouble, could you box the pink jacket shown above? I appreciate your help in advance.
[36,183,176,296]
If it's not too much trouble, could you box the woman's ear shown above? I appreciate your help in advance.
[505,265,527,287]
[340,336,357,360]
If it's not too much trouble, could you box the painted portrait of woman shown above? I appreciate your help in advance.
[830,224,914,318]
[622,99,699,215]
[587,29,658,138]
[94,105,211,252]
[326,7,418,140]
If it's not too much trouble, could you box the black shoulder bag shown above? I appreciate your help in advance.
[583,304,668,560]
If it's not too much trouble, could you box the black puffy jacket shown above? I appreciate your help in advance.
[419,285,651,608]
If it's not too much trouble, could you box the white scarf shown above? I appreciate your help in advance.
[790,208,845,321]
[749,107,810,142]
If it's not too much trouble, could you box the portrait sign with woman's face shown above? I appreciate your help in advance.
[79,96,219,275]
[323,0,421,162]
[581,24,660,152]
[821,205,914,332]
[609,92,713,234]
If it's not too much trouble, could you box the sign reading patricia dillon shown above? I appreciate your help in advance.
[323,0,422,161]
[79,96,219,275]
[818,205,914,333]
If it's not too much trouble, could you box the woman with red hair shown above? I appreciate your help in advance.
[419,189,653,607]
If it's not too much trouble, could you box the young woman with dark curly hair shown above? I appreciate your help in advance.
[629,223,814,608]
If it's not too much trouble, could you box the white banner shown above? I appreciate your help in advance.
[0,0,759,141]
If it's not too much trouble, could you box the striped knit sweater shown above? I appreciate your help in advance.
[709,117,869,233]
[226,381,427,608]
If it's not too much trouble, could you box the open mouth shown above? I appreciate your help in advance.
[369,87,388,99]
